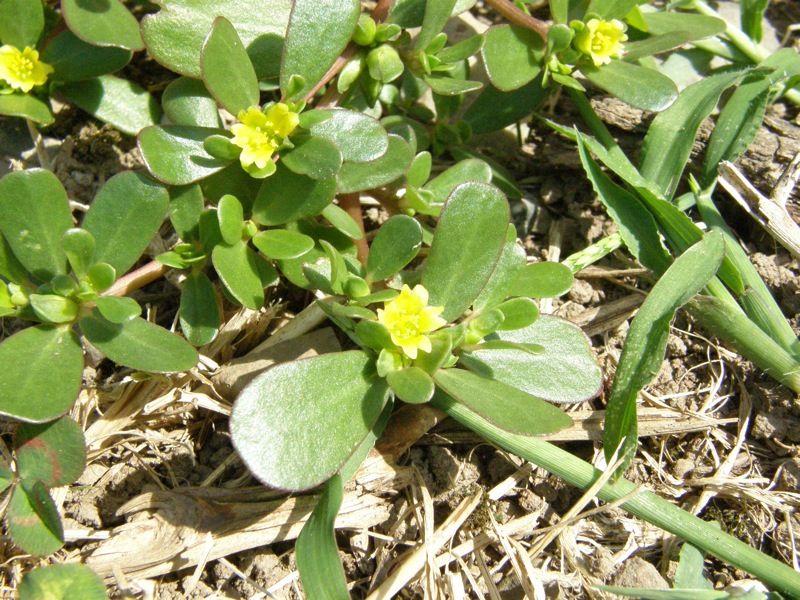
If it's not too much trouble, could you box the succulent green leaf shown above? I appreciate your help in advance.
[231,350,390,491]
[582,60,677,113]
[87,263,116,292]
[7,481,63,555]
[482,25,544,91]
[425,75,483,96]
[423,183,509,322]
[81,172,169,276]
[494,297,539,330]
[18,564,108,600]
[281,135,343,181]
[367,44,405,83]
[354,319,394,352]
[406,152,432,189]
[308,108,389,164]
[0,93,55,125]
[180,271,220,346]
[162,77,222,128]
[366,215,423,282]
[473,241,526,311]
[0,169,71,281]
[62,0,142,50]
[253,163,336,225]
[437,34,485,63]
[507,261,574,299]
[641,11,726,40]
[414,0,457,50]
[58,75,163,136]
[29,295,79,324]
[433,369,573,436]
[463,75,547,135]
[586,0,639,20]
[387,367,435,404]
[321,203,363,240]
[0,234,28,284]
[0,325,82,423]
[93,296,141,323]
[0,0,44,48]
[604,232,724,473]
[15,416,86,487]
[168,184,205,241]
[336,134,414,193]
[622,31,693,63]
[217,194,244,246]
[141,0,291,78]
[280,0,360,101]
[460,315,603,404]
[61,229,95,278]
[201,16,259,115]
[252,229,315,259]
[202,163,261,211]
[422,158,492,204]
[40,30,131,82]
[81,310,199,373]
[138,125,232,185]
[277,222,356,289]
[212,240,265,309]
[640,70,743,199]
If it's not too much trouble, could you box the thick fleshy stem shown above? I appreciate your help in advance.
[484,0,549,41]
[101,260,169,298]
[339,193,370,267]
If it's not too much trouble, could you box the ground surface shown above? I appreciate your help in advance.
[1,2,800,598]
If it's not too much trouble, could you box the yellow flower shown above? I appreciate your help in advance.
[0,45,53,93]
[377,284,446,359]
[230,103,300,170]
[573,19,627,66]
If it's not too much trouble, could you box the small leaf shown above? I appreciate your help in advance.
[162,76,222,128]
[81,311,199,373]
[0,169,71,282]
[586,0,639,20]
[58,75,163,136]
[93,296,141,323]
[463,75,548,135]
[308,108,389,163]
[281,135,343,181]
[15,416,86,487]
[253,163,336,225]
[582,61,677,113]
[40,30,131,82]
[87,263,116,293]
[280,0,360,101]
[507,261,574,299]
[424,75,483,96]
[482,25,544,91]
[140,0,292,79]
[433,369,573,436]
[29,294,79,324]
[276,222,356,289]
[367,215,423,282]
[422,158,492,204]
[81,172,169,276]
[354,319,394,352]
[180,271,220,346]
[0,0,44,48]
[387,367,435,404]
[231,351,390,491]
[473,241,527,312]
[415,0,457,50]
[201,16,259,115]
[61,229,95,278]
[437,34,485,63]
[169,184,205,241]
[423,182,509,322]
[495,297,539,330]
[252,229,315,259]
[7,481,63,555]
[0,93,55,125]
[0,325,83,423]
[321,203,363,240]
[62,0,143,51]
[212,240,265,309]
[336,134,414,193]
[217,194,244,245]
[138,125,233,186]
[0,232,28,284]
[18,564,107,600]
[460,315,603,404]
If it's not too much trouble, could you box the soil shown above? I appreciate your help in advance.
[2,2,800,599]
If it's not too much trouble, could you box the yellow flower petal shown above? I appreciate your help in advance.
[574,19,627,66]
[0,45,54,93]
[230,103,300,172]
[377,284,446,359]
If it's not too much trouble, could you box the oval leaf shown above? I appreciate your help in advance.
[482,25,544,91]
[201,16,259,115]
[507,261,574,299]
[40,29,131,82]
[308,108,389,163]
[0,0,44,48]
[252,229,315,259]
[162,76,222,128]
[180,271,220,346]
[0,325,83,423]
[62,0,143,50]
[367,214,423,282]
[433,369,573,435]
[387,367,435,404]
[212,240,265,309]
[93,296,141,323]
[0,92,53,124]
[81,311,199,373]
[336,134,414,194]
[231,351,389,490]
[253,163,336,225]
[15,416,86,487]
[281,135,343,181]
[138,125,233,185]
[495,296,539,330]
[280,0,360,101]
[423,182,509,322]
[81,172,169,275]
[217,194,244,245]
[582,60,678,112]
[0,169,71,281]
[460,315,603,404]
[7,481,63,555]
[18,564,107,600]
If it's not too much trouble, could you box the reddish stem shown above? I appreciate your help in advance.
[339,193,370,267]
[101,261,169,298]
[484,0,549,40]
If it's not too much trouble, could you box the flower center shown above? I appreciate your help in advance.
[9,54,34,81]
[592,32,614,54]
